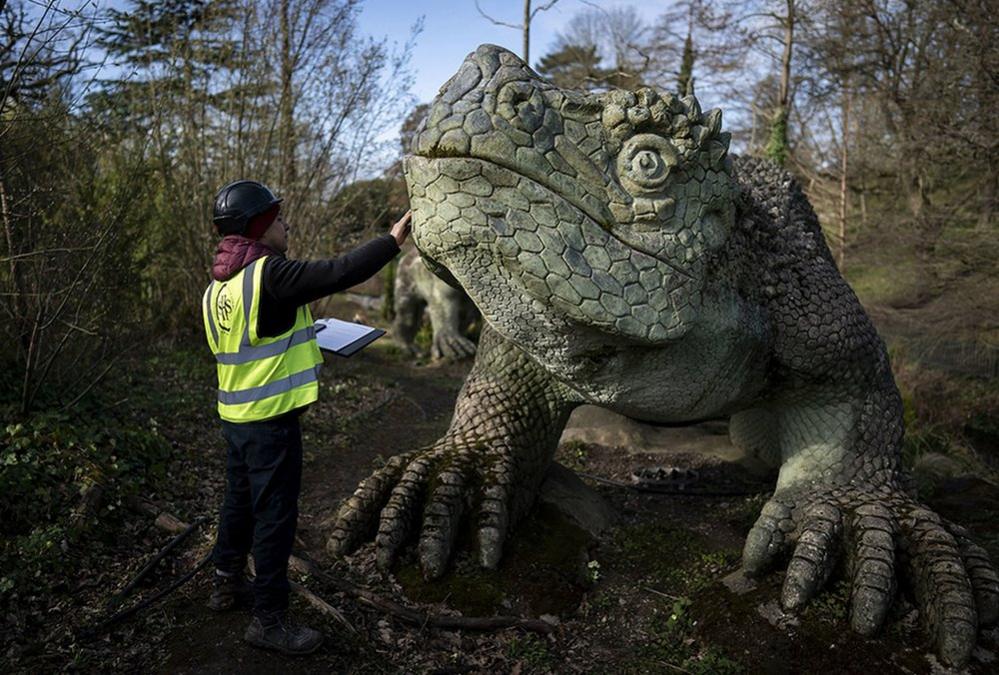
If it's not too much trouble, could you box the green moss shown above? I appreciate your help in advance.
[396,503,593,617]
[605,521,746,672]
[414,320,433,351]
[508,503,591,567]
[395,562,505,616]
[725,493,769,535]
[764,107,789,167]
[611,522,738,593]
[802,579,850,625]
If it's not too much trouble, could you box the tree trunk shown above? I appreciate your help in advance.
[279,0,296,187]
[765,0,795,165]
[979,156,996,229]
[838,81,851,271]
[522,0,531,64]
[860,176,868,230]
[904,166,928,220]
[778,0,794,112]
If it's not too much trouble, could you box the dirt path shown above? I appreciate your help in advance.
[126,335,998,674]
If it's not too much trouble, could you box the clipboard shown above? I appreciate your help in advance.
[314,318,385,357]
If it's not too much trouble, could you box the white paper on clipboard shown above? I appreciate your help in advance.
[313,318,385,357]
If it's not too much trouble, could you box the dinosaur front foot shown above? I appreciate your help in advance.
[328,442,535,579]
[431,330,477,361]
[742,485,999,667]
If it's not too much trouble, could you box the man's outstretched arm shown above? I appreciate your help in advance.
[263,211,412,305]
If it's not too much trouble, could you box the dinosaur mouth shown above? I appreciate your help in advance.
[408,146,611,230]
[404,155,701,345]
[406,152,697,281]
[417,248,463,290]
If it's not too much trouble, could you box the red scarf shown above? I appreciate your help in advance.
[211,236,278,281]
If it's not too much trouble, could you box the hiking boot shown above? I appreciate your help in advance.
[244,614,323,655]
[207,571,252,611]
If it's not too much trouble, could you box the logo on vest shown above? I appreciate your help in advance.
[215,284,234,333]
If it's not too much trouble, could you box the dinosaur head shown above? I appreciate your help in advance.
[404,44,735,358]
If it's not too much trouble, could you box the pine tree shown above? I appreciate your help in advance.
[96,0,242,105]
[535,44,609,91]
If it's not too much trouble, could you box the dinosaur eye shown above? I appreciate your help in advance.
[617,133,678,194]
[631,150,667,185]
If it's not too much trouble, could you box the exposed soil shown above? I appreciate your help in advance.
[35,293,999,674]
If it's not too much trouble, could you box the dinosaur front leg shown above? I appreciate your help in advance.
[742,381,998,667]
[425,281,477,361]
[328,325,576,578]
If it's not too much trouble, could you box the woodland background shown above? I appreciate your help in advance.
[1,0,996,670]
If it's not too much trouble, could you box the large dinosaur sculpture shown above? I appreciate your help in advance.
[330,45,998,666]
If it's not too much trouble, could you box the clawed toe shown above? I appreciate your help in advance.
[742,489,999,668]
[328,443,520,579]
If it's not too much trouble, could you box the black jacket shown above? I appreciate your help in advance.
[257,234,399,337]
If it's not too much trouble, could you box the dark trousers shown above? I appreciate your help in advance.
[213,411,303,619]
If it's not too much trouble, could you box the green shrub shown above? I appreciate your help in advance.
[0,410,170,598]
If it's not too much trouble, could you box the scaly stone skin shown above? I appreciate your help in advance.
[329,44,999,665]
[392,247,478,361]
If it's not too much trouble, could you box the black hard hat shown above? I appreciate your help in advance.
[212,180,283,235]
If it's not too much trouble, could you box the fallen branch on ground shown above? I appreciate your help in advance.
[324,572,554,634]
[129,497,190,534]
[69,480,104,529]
[576,471,768,496]
[107,516,207,609]
[134,499,554,635]
[82,553,211,637]
[286,553,553,634]
[246,558,357,636]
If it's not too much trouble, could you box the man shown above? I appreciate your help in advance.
[202,179,410,655]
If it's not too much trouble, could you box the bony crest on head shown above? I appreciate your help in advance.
[601,88,729,159]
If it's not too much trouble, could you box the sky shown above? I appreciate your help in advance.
[357,0,670,105]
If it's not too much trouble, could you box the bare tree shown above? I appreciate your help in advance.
[837,79,850,269]
[0,0,83,111]
[764,0,796,164]
[682,0,803,164]
[95,0,418,332]
[552,3,650,89]
[647,0,788,148]
[1,0,147,413]
[797,0,997,227]
[474,0,559,64]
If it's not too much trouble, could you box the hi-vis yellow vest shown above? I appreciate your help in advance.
[202,256,323,422]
